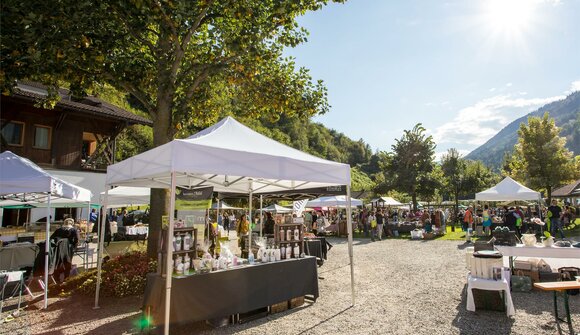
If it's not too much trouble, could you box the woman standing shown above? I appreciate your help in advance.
[482,204,492,236]
[237,213,250,257]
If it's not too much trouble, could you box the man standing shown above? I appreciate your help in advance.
[463,206,474,232]
[376,209,384,241]
[548,200,564,238]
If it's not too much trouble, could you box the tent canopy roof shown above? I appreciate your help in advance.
[306,195,363,208]
[475,176,540,201]
[370,196,402,206]
[261,204,293,213]
[0,151,92,202]
[100,186,150,208]
[106,117,351,193]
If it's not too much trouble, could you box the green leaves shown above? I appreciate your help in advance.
[508,112,576,200]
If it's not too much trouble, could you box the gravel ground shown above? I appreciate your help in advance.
[2,238,579,335]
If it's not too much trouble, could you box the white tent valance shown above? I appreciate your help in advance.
[306,195,363,208]
[211,201,241,210]
[475,176,541,201]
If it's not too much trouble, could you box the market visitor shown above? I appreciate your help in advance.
[264,212,275,235]
[237,213,250,257]
[548,199,564,238]
[482,204,492,236]
[223,211,230,235]
[376,209,384,240]
[50,218,79,282]
[368,210,377,242]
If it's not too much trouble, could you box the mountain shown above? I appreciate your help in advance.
[466,92,580,169]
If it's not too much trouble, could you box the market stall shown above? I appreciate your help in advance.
[96,116,354,334]
[0,151,92,308]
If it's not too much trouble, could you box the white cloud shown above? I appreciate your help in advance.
[505,83,513,87]
[570,80,580,93]
[489,87,496,92]
[432,93,565,149]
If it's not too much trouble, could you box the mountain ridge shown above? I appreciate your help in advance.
[465,91,580,169]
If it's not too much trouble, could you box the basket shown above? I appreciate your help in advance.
[270,301,288,314]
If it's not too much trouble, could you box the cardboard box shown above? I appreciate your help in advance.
[270,301,288,314]
[515,269,540,283]
[288,296,305,309]
[514,260,532,270]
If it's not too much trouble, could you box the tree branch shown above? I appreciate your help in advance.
[102,72,156,117]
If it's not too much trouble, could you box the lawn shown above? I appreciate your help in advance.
[349,218,580,241]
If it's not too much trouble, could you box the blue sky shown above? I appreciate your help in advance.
[286,0,580,159]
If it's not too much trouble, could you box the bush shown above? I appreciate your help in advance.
[58,251,156,298]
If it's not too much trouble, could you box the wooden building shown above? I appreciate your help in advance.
[1,81,152,226]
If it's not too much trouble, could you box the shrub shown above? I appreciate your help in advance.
[59,251,156,298]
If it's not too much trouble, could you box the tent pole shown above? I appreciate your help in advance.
[94,187,108,309]
[259,195,263,237]
[346,186,355,306]
[44,192,51,309]
[248,181,253,257]
[164,172,177,335]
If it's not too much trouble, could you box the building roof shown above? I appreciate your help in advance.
[9,81,152,126]
[552,180,580,197]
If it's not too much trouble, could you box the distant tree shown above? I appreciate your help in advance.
[388,124,436,210]
[416,164,444,204]
[463,160,499,195]
[441,148,467,230]
[509,113,575,202]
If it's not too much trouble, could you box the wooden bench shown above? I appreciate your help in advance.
[534,281,580,334]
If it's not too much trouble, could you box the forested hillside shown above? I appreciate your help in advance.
[466,92,580,169]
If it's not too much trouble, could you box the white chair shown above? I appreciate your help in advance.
[466,268,515,317]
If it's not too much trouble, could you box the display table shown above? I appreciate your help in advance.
[496,245,580,259]
[143,256,319,326]
[534,281,580,334]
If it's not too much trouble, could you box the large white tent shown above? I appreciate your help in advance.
[306,195,363,208]
[475,176,541,201]
[261,203,293,213]
[0,151,92,308]
[97,116,354,335]
[100,186,150,208]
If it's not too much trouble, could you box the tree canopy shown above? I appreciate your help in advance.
[504,112,577,201]
[387,124,436,210]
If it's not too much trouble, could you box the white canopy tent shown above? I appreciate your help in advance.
[370,196,402,206]
[306,195,363,208]
[0,151,92,308]
[261,204,293,213]
[210,201,241,210]
[476,176,541,201]
[100,186,150,208]
[97,116,354,335]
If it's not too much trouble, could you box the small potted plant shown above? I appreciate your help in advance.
[541,231,554,247]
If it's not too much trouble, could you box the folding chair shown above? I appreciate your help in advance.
[0,270,25,316]
[0,244,39,299]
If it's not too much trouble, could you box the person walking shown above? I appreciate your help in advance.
[223,211,230,235]
[548,200,564,238]
[376,209,385,240]
[368,210,377,242]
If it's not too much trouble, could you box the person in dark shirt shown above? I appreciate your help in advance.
[548,200,564,238]
[50,218,79,281]
[264,212,275,235]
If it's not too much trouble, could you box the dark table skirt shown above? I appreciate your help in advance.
[143,256,319,326]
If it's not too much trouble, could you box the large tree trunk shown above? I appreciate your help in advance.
[146,91,174,259]
[546,185,552,205]
[412,193,417,211]
[453,189,459,232]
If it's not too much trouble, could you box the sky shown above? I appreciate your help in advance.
[286,0,580,160]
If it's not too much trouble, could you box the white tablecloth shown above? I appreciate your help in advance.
[496,244,580,259]
[126,226,148,236]
[466,268,515,317]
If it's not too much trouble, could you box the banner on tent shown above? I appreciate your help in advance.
[175,186,214,210]
[293,199,308,217]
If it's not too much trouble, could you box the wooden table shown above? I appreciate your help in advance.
[534,281,580,334]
